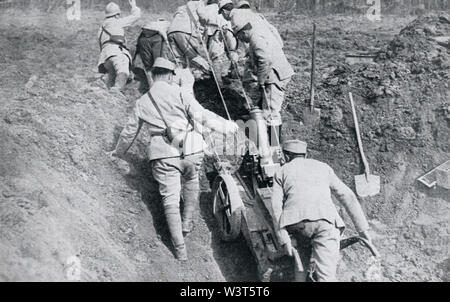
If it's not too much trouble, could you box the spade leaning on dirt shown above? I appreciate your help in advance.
[0,1,449,282]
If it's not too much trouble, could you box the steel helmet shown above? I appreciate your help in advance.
[282,140,308,155]
[105,2,121,18]
[237,1,251,8]
[231,10,250,33]
[219,0,233,11]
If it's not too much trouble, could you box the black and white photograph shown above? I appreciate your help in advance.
[0,0,449,285]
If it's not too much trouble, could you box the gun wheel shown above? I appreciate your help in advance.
[212,175,243,242]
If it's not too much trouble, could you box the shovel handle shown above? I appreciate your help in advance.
[291,248,305,273]
[349,92,371,175]
[309,23,317,111]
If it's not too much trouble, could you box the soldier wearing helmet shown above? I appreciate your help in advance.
[166,0,212,80]
[97,1,141,93]
[231,9,293,144]
[197,0,238,85]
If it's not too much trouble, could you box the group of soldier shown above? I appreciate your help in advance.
[98,0,373,282]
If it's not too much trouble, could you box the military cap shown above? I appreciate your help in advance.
[282,140,307,154]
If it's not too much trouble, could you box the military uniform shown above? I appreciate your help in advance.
[197,3,238,84]
[270,148,370,281]
[114,74,233,259]
[97,5,141,89]
[231,10,294,127]
[167,1,210,79]
[136,20,171,71]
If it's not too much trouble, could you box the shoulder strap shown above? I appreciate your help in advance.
[98,26,106,49]
[185,3,200,35]
[147,91,170,129]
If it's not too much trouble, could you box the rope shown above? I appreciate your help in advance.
[186,5,232,121]
[219,26,253,110]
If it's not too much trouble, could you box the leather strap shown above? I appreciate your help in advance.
[147,91,170,129]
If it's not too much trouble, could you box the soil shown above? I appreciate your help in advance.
[0,8,448,282]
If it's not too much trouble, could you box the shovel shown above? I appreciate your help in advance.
[303,23,321,125]
[349,92,380,197]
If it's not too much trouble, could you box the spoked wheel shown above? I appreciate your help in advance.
[212,174,243,242]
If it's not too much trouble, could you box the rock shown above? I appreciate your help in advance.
[25,75,38,89]
[328,77,339,86]
[4,108,32,124]
[69,147,87,170]
[413,213,435,226]
[398,127,416,140]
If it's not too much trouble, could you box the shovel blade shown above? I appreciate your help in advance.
[302,108,321,125]
[355,174,380,197]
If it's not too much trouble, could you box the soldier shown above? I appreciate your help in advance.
[236,0,251,9]
[134,19,171,91]
[97,0,141,92]
[218,0,234,21]
[231,11,293,145]
[166,0,211,80]
[135,19,170,73]
[269,140,373,281]
[235,1,284,47]
[197,0,238,85]
[109,58,238,261]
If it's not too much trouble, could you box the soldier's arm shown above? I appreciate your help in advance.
[329,167,370,233]
[223,29,239,62]
[117,3,141,28]
[270,171,291,245]
[183,91,233,134]
[172,32,203,61]
[250,33,273,86]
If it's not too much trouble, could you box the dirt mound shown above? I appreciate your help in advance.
[277,15,449,281]
[186,14,450,281]
[381,15,450,73]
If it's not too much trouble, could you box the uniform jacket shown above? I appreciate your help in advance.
[115,80,228,161]
[248,21,294,86]
[167,1,207,63]
[197,4,237,60]
[270,158,370,244]
[231,9,293,86]
[97,6,141,71]
[168,1,205,35]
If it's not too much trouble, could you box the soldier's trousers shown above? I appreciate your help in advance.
[261,78,291,127]
[167,32,209,80]
[103,54,130,90]
[151,153,204,248]
[286,219,341,282]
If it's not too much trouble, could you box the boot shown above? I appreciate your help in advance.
[105,71,116,88]
[181,178,200,235]
[165,209,186,260]
[114,72,129,92]
[174,244,188,261]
